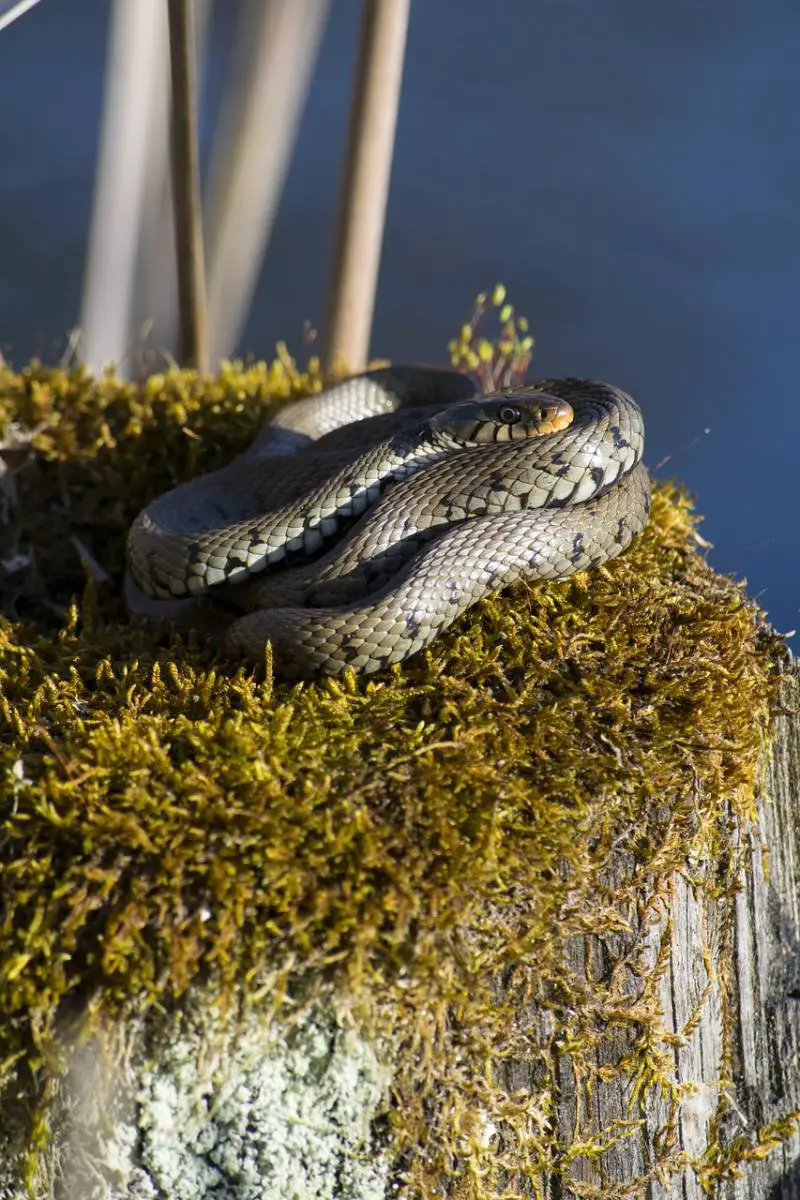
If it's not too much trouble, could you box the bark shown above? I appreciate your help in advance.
[519,664,800,1199]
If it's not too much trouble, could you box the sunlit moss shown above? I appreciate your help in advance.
[0,337,791,1197]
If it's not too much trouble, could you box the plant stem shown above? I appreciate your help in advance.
[323,0,412,372]
[167,0,207,371]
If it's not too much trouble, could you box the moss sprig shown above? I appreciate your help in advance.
[448,284,534,391]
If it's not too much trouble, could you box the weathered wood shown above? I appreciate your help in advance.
[728,664,800,1199]
[497,663,800,1199]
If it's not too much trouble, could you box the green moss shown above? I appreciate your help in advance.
[0,350,791,1197]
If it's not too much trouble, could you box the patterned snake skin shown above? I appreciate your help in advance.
[126,365,650,677]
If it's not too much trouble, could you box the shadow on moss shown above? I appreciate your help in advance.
[0,357,789,1198]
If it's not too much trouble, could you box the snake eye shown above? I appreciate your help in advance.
[497,405,521,424]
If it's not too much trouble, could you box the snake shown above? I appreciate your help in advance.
[125,365,650,678]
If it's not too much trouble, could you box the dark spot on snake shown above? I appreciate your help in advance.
[590,466,605,489]
[611,425,629,450]
[343,644,360,662]
[448,583,460,606]
[340,632,353,647]
[405,613,420,633]
[528,548,540,567]
[550,450,565,465]
[571,532,585,563]
[615,517,628,544]
[490,470,503,492]
[556,464,570,478]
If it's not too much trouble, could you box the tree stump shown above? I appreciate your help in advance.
[1,362,798,1198]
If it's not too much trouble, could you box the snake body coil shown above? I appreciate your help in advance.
[126,366,650,677]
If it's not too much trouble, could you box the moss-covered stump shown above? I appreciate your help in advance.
[0,358,797,1199]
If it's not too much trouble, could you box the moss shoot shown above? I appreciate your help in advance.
[0,325,791,1197]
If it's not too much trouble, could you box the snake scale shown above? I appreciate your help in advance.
[126,365,650,677]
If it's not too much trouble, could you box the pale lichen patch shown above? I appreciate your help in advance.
[54,996,389,1200]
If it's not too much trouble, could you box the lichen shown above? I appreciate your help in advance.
[50,994,389,1200]
[0,322,791,1198]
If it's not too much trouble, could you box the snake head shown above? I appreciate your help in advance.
[428,387,574,446]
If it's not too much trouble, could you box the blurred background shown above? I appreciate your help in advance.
[0,0,798,637]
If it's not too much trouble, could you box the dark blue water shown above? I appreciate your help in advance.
[1,0,798,636]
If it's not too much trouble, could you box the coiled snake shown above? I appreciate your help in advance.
[126,365,650,677]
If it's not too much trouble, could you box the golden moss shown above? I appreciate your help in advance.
[0,350,790,1197]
